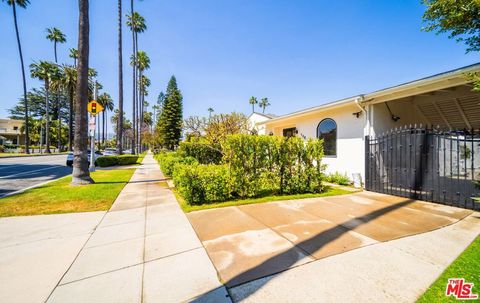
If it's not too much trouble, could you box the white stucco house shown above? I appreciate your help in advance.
[251,64,480,209]
[247,112,276,135]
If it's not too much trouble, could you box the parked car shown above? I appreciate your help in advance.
[123,149,133,154]
[66,150,103,166]
[103,148,118,156]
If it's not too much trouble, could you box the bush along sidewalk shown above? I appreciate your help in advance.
[97,155,139,167]
[156,134,328,205]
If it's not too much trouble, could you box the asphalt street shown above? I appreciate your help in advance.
[0,154,71,198]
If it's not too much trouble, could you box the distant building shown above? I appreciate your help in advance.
[0,119,25,145]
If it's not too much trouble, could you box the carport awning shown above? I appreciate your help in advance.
[416,94,480,130]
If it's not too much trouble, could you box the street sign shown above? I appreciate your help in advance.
[88,116,96,138]
[87,100,104,116]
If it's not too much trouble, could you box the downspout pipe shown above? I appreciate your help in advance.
[355,95,368,130]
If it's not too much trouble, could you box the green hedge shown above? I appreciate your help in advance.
[173,164,231,205]
[178,142,223,164]
[156,134,326,205]
[97,155,139,167]
[154,152,198,177]
[222,135,326,197]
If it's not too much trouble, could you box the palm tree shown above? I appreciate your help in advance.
[139,74,150,150]
[97,93,114,147]
[53,65,77,151]
[126,10,146,154]
[69,48,78,67]
[152,104,159,130]
[4,0,30,154]
[30,61,60,154]
[46,27,66,151]
[249,96,258,113]
[72,0,93,185]
[259,97,270,113]
[46,27,66,62]
[208,107,214,118]
[136,51,150,150]
[116,0,124,155]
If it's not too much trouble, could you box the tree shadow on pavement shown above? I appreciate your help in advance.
[190,198,415,303]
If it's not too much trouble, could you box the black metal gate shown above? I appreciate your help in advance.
[365,126,480,210]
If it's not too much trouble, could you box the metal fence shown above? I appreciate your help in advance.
[365,126,480,210]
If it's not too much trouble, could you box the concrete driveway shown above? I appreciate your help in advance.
[187,191,474,289]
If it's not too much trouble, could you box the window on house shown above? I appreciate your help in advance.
[282,127,297,138]
[317,118,337,156]
[13,126,18,131]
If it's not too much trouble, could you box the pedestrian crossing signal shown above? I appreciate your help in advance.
[87,100,104,116]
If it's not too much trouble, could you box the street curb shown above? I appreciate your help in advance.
[0,153,67,159]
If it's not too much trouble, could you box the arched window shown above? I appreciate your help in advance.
[317,118,337,156]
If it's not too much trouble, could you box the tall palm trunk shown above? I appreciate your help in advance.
[131,0,136,155]
[116,0,124,154]
[53,41,62,151]
[11,2,30,154]
[44,80,51,153]
[72,0,93,185]
[135,34,141,153]
[68,86,74,151]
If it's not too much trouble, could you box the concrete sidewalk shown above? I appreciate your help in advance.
[46,153,230,303]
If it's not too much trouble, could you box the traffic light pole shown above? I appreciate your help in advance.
[89,83,98,172]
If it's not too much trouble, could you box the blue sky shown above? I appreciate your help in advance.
[1,0,478,126]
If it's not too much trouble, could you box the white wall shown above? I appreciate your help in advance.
[369,98,427,137]
[265,104,366,182]
[248,113,271,135]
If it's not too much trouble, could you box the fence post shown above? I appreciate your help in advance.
[365,135,369,190]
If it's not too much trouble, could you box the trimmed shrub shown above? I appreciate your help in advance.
[178,142,223,164]
[326,172,351,186]
[222,135,326,197]
[96,155,139,167]
[155,152,197,177]
[156,134,326,205]
[97,156,118,167]
[173,164,231,205]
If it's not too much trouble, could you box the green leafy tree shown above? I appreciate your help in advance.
[204,112,248,145]
[207,107,214,118]
[423,0,480,90]
[3,0,31,153]
[157,76,183,150]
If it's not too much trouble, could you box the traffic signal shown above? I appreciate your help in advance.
[92,102,97,114]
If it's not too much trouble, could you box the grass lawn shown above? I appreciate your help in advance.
[0,169,135,217]
[417,236,480,302]
[175,186,357,213]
